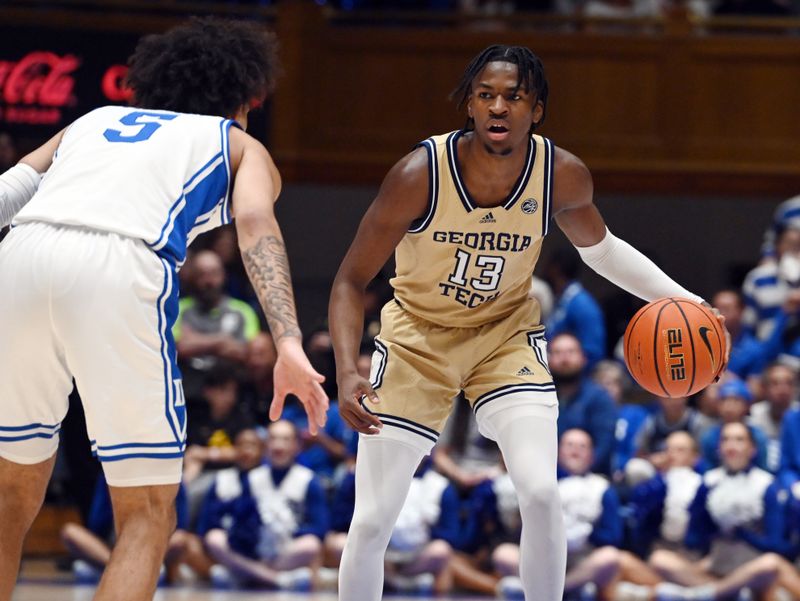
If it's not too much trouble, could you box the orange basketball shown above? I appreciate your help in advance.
[624,298,726,398]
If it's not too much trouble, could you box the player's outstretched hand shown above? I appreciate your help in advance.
[271,338,329,435]
[338,372,383,435]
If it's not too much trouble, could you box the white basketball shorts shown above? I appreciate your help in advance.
[0,222,186,486]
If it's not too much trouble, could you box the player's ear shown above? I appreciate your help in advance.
[531,100,544,127]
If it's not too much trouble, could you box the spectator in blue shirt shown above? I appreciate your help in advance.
[543,247,607,368]
[201,424,329,590]
[699,379,771,472]
[649,422,800,600]
[549,333,617,475]
[325,456,459,595]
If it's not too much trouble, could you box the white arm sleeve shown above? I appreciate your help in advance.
[575,227,704,304]
[0,163,41,228]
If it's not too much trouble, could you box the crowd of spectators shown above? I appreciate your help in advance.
[6,113,800,599]
[39,188,800,600]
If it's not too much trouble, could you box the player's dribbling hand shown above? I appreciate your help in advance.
[338,372,383,435]
[702,301,731,378]
[271,338,329,435]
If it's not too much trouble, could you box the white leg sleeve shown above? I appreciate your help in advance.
[338,435,427,601]
[478,397,567,601]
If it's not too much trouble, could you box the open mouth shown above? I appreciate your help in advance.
[487,123,510,141]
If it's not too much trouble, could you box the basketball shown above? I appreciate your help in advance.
[624,298,726,398]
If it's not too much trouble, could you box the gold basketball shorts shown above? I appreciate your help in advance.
[363,299,556,451]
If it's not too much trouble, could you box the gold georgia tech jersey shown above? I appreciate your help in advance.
[392,130,554,328]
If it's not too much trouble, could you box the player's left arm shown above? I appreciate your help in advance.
[0,128,64,227]
[552,147,729,362]
[229,128,328,433]
[552,147,703,303]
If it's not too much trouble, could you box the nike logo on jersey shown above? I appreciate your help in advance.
[479,212,496,224]
[517,366,534,376]
[698,326,717,372]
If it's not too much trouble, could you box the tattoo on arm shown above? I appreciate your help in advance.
[241,235,302,341]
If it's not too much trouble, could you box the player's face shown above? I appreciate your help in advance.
[719,422,755,472]
[558,429,593,474]
[266,421,300,468]
[467,62,543,156]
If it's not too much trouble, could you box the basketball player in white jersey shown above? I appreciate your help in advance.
[0,18,327,601]
[329,45,726,600]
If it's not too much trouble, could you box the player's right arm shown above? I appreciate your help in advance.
[329,147,430,434]
[228,128,329,434]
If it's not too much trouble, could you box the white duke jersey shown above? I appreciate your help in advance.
[14,105,237,265]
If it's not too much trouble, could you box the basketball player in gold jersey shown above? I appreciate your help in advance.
[330,46,712,600]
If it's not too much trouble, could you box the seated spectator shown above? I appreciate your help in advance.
[761,195,800,261]
[483,429,667,600]
[749,362,798,473]
[550,333,617,475]
[634,394,706,472]
[61,473,208,584]
[742,224,800,341]
[240,332,277,422]
[591,360,651,477]
[174,249,260,399]
[713,289,784,381]
[325,456,458,595]
[628,432,704,557]
[699,379,770,472]
[543,247,607,368]
[649,422,800,600]
[200,424,329,590]
[183,367,255,484]
[433,395,502,493]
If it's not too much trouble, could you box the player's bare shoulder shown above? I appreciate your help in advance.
[228,127,282,201]
[551,145,593,214]
[373,145,430,223]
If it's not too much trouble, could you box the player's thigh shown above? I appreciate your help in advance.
[0,224,72,464]
[365,334,460,449]
[55,233,185,487]
[108,482,179,532]
[464,328,556,440]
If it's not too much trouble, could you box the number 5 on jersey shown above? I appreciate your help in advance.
[103,111,177,144]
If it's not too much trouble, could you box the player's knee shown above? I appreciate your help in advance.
[349,512,392,546]
[515,477,559,515]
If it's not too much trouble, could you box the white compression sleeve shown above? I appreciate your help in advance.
[0,163,41,227]
[575,227,704,304]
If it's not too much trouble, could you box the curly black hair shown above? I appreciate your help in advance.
[126,17,279,117]
[451,45,549,133]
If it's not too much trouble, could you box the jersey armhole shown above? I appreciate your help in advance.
[220,119,237,224]
[542,137,554,237]
[407,138,438,234]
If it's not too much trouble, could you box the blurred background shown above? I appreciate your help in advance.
[5,0,800,598]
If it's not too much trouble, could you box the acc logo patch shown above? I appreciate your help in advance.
[521,198,538,214]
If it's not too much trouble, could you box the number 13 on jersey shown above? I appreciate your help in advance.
[441,249,505,308]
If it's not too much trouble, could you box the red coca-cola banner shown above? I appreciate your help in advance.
[0,26,138,135]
